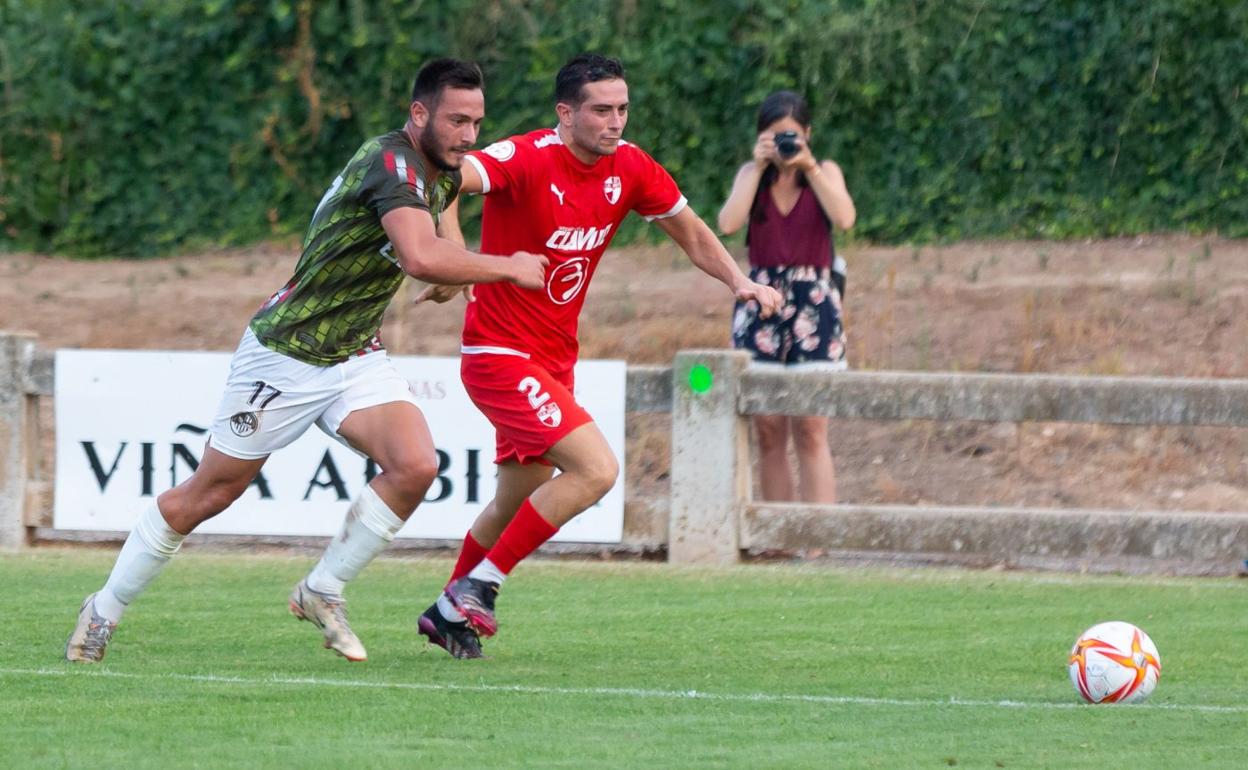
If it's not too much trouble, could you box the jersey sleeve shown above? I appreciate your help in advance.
[359,145,432,218]
[628,148,687,222]
[463,137,531,197]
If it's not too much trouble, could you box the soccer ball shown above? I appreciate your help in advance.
[1068,621,1161,704]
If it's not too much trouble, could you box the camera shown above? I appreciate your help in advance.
[774,130,801,159]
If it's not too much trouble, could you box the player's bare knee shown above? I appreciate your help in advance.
[160,490,235,534]
[583,454,619,500]
[202,479,250,515]
[388,452,440,498]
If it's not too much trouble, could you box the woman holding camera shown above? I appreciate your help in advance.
[717,90,856,503]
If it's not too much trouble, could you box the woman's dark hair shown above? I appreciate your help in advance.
[756,90,811,135]
[750,90,814,225]
[411,58,484,109]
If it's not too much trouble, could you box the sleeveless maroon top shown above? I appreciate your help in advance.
[745,183,834,269]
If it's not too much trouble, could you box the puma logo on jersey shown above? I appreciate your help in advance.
[550,183,566,205]
[545,224,613,252]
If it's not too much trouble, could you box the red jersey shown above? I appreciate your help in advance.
[462,128,686,372]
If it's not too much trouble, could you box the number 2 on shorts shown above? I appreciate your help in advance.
[517,376,550,408]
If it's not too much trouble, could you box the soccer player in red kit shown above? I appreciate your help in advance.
[415,53,782,658]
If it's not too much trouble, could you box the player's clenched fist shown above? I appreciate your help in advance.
[735,281,784,319]
[508,251,549,290]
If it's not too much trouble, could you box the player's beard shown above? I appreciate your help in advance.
[419,122,465,172]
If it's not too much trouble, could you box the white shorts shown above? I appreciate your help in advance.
[208,329,419,460]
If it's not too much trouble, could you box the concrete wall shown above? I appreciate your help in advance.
[742,503,1248,576]
[7,334,1248,574]
[0,334,38,550]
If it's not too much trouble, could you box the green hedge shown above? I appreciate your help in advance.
[3,0,1245,257]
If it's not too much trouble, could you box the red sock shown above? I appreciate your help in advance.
[484,499,558,575]
[448,530,489,586]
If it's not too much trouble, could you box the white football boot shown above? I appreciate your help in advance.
[65,593,117,663]
[288,580,367,661]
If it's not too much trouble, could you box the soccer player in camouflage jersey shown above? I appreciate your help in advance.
[249,130,466,364]
[65,59,547,664]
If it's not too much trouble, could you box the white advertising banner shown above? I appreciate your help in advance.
[53,349,626,543]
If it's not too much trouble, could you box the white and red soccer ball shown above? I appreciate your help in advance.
[1068,621,1161,704]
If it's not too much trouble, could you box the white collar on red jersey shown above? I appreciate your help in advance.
[536,126,634,151]
[534,127,563,149]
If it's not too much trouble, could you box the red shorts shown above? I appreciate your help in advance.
[460,353,593,465]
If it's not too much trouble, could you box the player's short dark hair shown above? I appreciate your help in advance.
[411,58,484,109]
[555,53,626,106]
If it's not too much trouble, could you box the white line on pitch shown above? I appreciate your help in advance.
[2,667,1245,714]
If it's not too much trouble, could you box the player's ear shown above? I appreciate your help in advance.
[555,101,575,127]
[411,100,430,129]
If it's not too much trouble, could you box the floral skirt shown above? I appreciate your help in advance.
[731,265,846,368]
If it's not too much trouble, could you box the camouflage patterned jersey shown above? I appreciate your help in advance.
[250,130,461,365]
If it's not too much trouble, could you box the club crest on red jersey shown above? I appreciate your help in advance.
[603,175,622,204]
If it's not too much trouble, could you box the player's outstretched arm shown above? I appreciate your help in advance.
[382,206,547,289]
[655,207,782,318]
[418,196,477,304]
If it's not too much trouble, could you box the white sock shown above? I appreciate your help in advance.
[94,503,186,623]
[467,558,506,586]
[306,484,404,597]
[436,593,465,622]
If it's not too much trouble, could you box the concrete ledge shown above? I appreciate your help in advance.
[623,496,669,546]
[743,548,1248,577]
[23,480,53,527]
[742,503,1248,572]
[27,349,55,397]
[32,529,666,559]
[626,365,671,413]
[741,369,1248,426]
[31,498,673,554]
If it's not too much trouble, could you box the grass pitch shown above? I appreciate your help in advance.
[1,549,1245,768]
